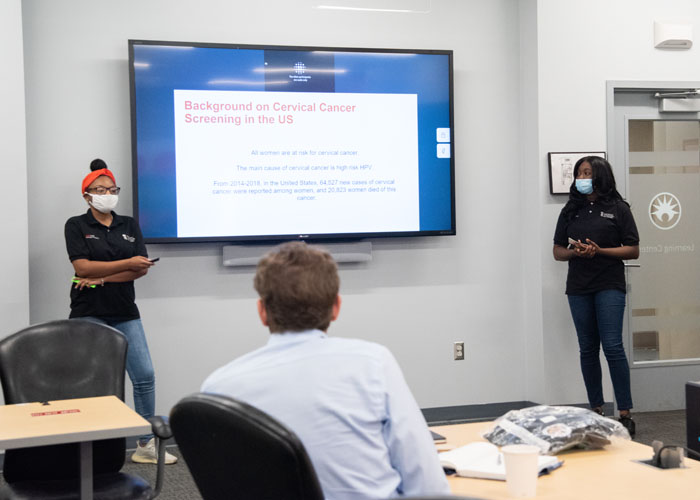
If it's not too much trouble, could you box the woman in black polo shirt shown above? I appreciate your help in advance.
[64,159,176,464]
[553,156,640,437]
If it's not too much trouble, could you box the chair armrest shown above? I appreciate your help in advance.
[148,416,173,440]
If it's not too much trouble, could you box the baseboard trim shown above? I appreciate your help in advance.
[422,400,538,425]
[422,400,615,425]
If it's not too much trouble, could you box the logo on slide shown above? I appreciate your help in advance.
[290,62,311,83]
[649,192,681,230]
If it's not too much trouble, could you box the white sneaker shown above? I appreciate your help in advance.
[131,438,178,464]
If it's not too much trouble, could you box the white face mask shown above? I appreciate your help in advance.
[88,194,119,214]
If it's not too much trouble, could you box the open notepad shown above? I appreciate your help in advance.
[439,442,562,480]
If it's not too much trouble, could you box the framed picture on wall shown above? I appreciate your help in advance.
[548,151,607,194]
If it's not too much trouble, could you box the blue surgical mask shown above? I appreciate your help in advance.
[575,179,593,195]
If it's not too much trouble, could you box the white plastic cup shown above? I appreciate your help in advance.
[501,444,540,498]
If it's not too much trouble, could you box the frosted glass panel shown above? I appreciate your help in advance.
[628,120,700,363]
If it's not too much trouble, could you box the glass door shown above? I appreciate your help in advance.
[626,119,700,410]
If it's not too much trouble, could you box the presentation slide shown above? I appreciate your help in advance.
[173,89,420,238]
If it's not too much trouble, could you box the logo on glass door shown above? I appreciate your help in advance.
[649,192,682,230]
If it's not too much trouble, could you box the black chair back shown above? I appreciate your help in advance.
[170,393,324,500]
[0,319,128,483]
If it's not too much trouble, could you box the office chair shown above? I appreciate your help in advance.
[170,392,324,500]
[0,319,170,499]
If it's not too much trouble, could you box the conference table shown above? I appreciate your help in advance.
[0,395,151,500]
[432,421,700,499]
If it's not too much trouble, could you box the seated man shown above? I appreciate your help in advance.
[202,241,450,499]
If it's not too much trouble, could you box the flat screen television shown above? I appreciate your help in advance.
[129,40,455,243]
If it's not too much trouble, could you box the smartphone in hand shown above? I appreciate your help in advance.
[568,237,584,249]
[149,257,160,263]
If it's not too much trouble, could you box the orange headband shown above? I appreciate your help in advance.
[82,169,116,194]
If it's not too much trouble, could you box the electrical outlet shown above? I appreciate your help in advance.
[453,341,465,360]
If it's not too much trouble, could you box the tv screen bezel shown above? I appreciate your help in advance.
[128,39,456,244]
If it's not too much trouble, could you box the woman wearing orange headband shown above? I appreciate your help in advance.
[64,158,177,465]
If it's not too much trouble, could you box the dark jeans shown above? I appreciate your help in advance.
[567,289,633,411]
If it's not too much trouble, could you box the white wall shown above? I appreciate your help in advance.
[21,0,526,415]
[536,0,700,406]
[0,0,30,339]
[16,0,700,417]
[519,0,547,405]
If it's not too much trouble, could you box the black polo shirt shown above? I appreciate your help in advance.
[65,210,148,319]
[553,199,639,295]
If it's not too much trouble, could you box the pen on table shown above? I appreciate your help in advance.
[539,460,564,476]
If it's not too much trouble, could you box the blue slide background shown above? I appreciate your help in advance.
[131,43,453,240]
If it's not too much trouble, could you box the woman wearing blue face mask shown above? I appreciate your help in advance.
[64,158,177,465]
[553,156,640,437]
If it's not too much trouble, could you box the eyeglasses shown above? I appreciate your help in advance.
[86,186,121,195]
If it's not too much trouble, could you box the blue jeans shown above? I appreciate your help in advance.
[81,317,155,443]
[567,289,633,411]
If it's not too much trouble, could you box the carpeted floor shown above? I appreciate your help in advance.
[0,409,689,499]
[121,445,200,500]
[632,409,686,448]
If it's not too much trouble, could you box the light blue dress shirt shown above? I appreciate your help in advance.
[201,329,450,499]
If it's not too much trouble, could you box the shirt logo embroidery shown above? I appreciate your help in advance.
[85,234,99,240]
[122,234,136,243]
[600,212,615,219]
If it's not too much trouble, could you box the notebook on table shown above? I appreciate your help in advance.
[439,442,562,480]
